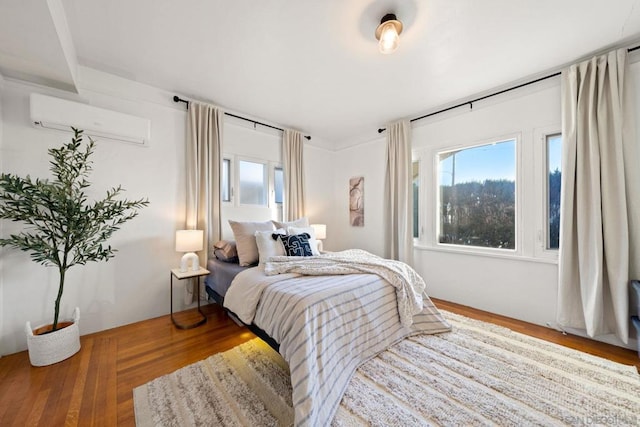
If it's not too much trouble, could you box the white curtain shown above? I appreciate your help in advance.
[185,101,224,302]
[384,120,413,264]
[283,129,305,221]
[558,48,640,344]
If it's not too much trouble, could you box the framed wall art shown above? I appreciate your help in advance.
[349,176,364,226]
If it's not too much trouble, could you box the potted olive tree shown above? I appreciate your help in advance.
[0,128,148,366]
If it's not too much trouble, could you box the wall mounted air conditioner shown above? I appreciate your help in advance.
[30,93,151,146]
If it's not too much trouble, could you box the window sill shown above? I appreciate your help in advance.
[413,244,558,265]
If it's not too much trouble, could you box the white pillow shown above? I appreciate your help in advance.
[228,220,275,266]
[272,217,309,229]
[288,226,320,256]
[255,229,286,265]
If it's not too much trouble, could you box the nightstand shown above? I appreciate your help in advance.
[170,267,209,329]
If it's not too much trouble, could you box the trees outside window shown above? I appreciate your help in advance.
[547,134,562,250]
[437,139,516,250]
[413,161,420,238]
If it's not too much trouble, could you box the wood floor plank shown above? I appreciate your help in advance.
[63,337,94,427]
[78,337,117,426]
[24,388,49,427]
[0,355,24,422]
[102,338,119,426]
[0,300,637,426]
[43,343,87,426]
[56,349,83,427]
[8,354,52,426]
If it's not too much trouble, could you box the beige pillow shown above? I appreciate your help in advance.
[272,217,309,229]
[228,220,275,266]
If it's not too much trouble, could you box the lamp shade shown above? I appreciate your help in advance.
[310,224,326,240]
[175,230,203,252]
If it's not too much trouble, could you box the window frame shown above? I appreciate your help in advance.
[222,154,283,211]
[221,157,233,204]
[414,129,562,264]
[412,158,422,241]
[534,126,562,260]
[424,133,523,257]
[268,162,284,221]
[272,165,284,206]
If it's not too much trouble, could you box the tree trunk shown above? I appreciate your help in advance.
[52,268,66,331]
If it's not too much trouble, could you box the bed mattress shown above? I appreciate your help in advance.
[204,257,248,299]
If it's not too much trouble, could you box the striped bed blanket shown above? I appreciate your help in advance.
[224,250,451,427]
[265,249,430,327]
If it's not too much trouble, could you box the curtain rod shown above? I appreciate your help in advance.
[378,44,640,134]
[173,96,311,140]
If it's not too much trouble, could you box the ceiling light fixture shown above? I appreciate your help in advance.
[375,13,403,54]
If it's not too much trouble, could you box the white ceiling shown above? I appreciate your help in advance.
[1,0,640,148]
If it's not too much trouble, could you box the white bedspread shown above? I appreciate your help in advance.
[224,251,451,427]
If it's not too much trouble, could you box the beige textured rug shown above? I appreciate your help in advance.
[134,311,640,426]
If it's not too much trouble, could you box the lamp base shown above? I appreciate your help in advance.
[180,252,200,272]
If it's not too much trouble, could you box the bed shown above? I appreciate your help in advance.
[204,247,451,427]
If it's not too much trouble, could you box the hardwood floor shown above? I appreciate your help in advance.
[0,304,254,426]
[0,300,637,426]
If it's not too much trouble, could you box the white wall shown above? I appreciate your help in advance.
[332,64,640,350]
[0,68,335,355]
[303,143,336,244]
[331,138,386,255]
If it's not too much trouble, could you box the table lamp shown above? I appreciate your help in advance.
[175,229,203,272]
[310,224,326,252]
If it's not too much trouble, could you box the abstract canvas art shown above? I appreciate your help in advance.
[349,176,364,226]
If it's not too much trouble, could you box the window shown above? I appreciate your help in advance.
[223,155,283,209]
[546,134,562,250]
[239,159,267,205]
[222,158,231,202]
[437,139,516,250]
[415,129,559,260]
[413,161,420,238]
[274,167,284,204]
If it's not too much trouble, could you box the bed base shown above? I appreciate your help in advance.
[205,286,280,352]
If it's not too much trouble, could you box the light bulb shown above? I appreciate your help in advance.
[378,22,399,54]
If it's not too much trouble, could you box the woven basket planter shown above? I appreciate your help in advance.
[25,307,81,367]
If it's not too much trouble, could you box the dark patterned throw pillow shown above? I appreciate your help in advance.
[274,233,313,257]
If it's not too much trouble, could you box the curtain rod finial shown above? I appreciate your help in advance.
[173,95,189,108]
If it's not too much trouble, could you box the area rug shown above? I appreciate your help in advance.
[133,311,640,426]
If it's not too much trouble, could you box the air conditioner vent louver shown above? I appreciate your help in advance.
[30,93,150,146]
